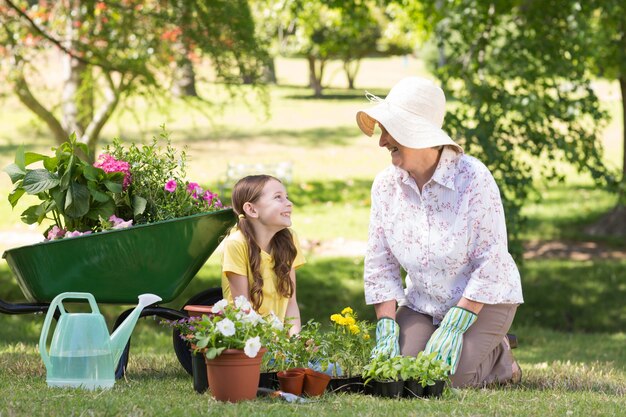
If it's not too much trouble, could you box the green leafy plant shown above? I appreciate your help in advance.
[363,352,451,386]
[3,128,223,239]
[4,133,126,236]
[363,355,404,383]
[262,320,326,372]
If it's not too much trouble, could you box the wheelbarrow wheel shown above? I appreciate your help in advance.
[172,287,223,375]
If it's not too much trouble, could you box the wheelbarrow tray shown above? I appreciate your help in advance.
[2,209,235,304]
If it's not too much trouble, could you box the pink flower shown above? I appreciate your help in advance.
[94,153,132,190]
[187,182,203,199]
[65,230,92,238]
[202,190,216,204]
[164,179,177,192]
[47,226,66,240]
[108,215,133,229]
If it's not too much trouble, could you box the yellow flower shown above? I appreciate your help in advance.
[344,316,356,326]
[330,314,343,324]
[349,325,360,334]
[341,307,353,315]
[363,334,370,340]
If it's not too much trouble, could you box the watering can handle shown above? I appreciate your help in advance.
[39,292,101,370]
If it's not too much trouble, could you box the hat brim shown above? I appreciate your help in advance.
[357,102,463,153]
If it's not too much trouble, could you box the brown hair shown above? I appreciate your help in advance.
[231,175,297,311]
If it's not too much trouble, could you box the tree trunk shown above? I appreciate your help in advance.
[262,57,277,84]
[61,1,93,142]
[584,76,626,237]
[343,59,361,90]
[307,55,324,97]
[621,76,626,188]
[172,52,198,97]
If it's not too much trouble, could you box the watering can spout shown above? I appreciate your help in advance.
[110,293,162,367]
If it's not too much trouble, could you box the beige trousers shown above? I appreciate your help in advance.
[396,303,518,388]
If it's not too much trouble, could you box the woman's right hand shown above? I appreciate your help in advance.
[370,317,400,359]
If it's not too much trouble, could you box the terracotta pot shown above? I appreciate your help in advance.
[184,304,214,317]
[302,369,331,397]
[205,348,266,402]
[277,370,305,395]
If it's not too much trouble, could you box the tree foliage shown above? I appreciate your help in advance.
[0,0,268,159]
[415,0,616,256]
[279,0,382,95]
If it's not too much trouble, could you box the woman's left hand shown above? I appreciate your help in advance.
[423,306,477,374]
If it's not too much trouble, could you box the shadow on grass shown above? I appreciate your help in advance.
[522,184,621,246]
[516,259,626,333]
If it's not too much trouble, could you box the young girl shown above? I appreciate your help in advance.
[221,175,305,335]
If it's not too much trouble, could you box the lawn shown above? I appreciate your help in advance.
[0,56,625,416]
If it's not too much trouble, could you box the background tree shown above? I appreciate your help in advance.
[0,0,268,160]
[283,0,382,96]
[584,0,626,237]
[411,0,614,257]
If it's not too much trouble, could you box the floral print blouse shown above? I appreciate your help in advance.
[364,147,523,322]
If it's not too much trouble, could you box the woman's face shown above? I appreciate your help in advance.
[378,125,421,171]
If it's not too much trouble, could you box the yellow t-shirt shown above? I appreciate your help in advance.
[221,228,306,321]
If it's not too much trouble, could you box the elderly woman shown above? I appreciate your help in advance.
[357,77,523,387]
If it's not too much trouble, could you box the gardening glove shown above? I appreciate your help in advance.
[370,317,400,359]
[423,306,477,375]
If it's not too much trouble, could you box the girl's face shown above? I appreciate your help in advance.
[247,179,293,230]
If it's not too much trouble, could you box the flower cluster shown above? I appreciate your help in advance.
[166,296,284,360]
[330,307,365,336]
[105,131,224,223]
[163,180,223,210]
[322,306,374,377]
[93,153,131,189]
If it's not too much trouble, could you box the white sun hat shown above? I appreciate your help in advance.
[356,77,463,153]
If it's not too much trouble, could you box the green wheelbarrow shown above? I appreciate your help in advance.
[1,209,236,378]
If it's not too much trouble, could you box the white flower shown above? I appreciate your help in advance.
[268,312,284,331]
[216,318,236,337]
[234,295,252,311]
[244,336,262,358]
[211,299,228,314]
[241,310,263,325]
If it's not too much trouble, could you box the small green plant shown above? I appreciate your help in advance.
[363,355,405,383]
[363,352,451,386]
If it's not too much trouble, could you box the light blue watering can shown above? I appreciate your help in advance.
[39,292,162,389]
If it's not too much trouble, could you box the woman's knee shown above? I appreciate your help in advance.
[396,307,434,356]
